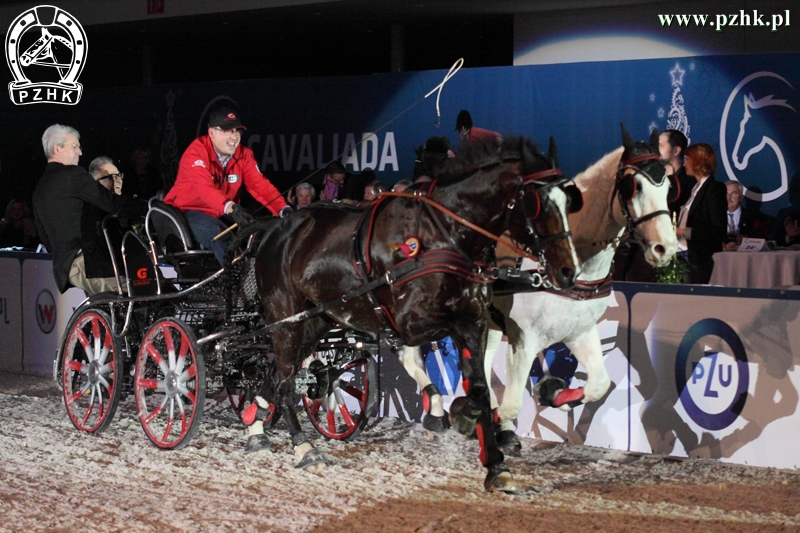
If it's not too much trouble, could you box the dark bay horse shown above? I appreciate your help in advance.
[250,137,581,491]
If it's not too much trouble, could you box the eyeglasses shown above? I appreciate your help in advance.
[213,127,244,136]
[98,173,124,181]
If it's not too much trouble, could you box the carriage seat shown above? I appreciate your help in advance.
[145,199,215,259]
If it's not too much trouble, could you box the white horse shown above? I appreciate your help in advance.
[402,125,680,447]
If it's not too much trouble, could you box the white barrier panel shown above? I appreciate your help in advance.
[628,291,800,469]
[0,256,23,372]
[20,257,86,376]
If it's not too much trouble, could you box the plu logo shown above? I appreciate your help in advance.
[675,318,749,431]
[5,5,87,105]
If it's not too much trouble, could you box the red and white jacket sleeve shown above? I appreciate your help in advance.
[171,141,231,217]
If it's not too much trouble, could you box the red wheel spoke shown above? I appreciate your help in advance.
[342,385,365,402]
[143,402,164,425]
[326,409,336,433]
[338,404,356,429]
[160,323,175,356]
[307,399,321,418]
[67,359,85,373]
[137,378,161,390]
[80,392,95,425]
[75,329,91,353]
[160,415,173,443]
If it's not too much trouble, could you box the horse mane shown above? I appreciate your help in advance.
[434,136,542,185]
[572,146,624,190]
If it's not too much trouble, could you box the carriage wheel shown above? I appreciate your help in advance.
[134,318,205,450]
[301,349,377,440]
[60,309,122,433]
[226,380,280,428]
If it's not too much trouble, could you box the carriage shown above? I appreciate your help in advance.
[53,198,381,450]
[53,135,585,491]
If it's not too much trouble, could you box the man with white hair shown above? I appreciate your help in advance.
[32,125,144,295]
[723,180,752,249]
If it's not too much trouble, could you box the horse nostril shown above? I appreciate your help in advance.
[560,266,575,281]
[654,243,666,257]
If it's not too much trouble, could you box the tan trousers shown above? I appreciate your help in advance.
[68,254,120,296]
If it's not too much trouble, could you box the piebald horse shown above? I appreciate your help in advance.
[247,137,581,491]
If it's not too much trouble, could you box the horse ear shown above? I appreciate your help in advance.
[520,137,534,167]
[648,126,660,150]
[620,122,634,150]
[548,136,559,168]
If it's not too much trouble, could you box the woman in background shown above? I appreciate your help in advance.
[675,143,727,284]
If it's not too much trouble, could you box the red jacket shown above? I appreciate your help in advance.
[164,135,287,217]
[468,126,502,143]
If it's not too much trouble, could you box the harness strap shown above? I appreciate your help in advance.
[379,190,539,263]
[546,273,613,301]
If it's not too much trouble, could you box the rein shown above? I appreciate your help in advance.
[378,190,540,263]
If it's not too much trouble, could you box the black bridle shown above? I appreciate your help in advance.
[614,151,671,241]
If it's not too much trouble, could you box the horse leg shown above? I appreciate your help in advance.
[561,325,611,408]
[398,345,449,433]
[492,315,532,456]
[273,320,333,470]
[450,327,515,492]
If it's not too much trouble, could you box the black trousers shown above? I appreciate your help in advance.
[681,254,715,284]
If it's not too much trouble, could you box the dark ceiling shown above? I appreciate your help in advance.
[83,3,514,88]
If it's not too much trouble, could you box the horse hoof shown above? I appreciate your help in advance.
[533,376,568,407]
[496,430,522,457]
[448,396,481,436]
[553,388,585,410]
[296,448,333,470]
[422,413,451,433]
[244,434,273,453]
[484,464,517,493]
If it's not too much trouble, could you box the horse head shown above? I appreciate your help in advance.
[617,123,678,267]
[503,136,582,289]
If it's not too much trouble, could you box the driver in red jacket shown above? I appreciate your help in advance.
[164,107,290,264]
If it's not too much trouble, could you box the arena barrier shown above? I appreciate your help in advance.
[378,282,800,470]
[2,250,798,469]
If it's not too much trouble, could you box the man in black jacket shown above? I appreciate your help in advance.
[33,125,145,295]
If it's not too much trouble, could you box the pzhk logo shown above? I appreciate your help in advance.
[35,289,56,334]
[5,5,87,105]
[675,319,749,431]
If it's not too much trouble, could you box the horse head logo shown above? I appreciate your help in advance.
[720,72,796,202]
[5,5,87,105]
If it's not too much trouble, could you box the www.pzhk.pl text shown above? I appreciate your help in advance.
[658,10,790,32]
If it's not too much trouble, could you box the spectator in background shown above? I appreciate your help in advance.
[675,143,727,284]
[359,179,385,206]
[287,182,316,209]
[741,185,773,239]
[658,129,693,216]
[392,179,413,192]
[89,156,124,196]
[770,172,800,247]
[0,198,39,250]
[122,147,163,200]
[723,180,752,250]
[455,110,501,144]
[319,161,349,202]
[33,125,146,295]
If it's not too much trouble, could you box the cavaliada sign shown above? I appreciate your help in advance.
[5,5,87,105]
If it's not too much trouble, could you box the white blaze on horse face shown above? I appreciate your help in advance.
[629,173,678,267]
[542,186,581,284]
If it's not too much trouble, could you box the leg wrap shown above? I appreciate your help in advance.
[242,402,272,427]
[291,432,310,447]
[421,384,441,415]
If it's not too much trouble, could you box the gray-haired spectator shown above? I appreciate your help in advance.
[295,182,316,209]
[89,156,123,196]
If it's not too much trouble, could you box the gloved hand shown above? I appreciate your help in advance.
[279,206,293,218]
[229,203,255,228]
